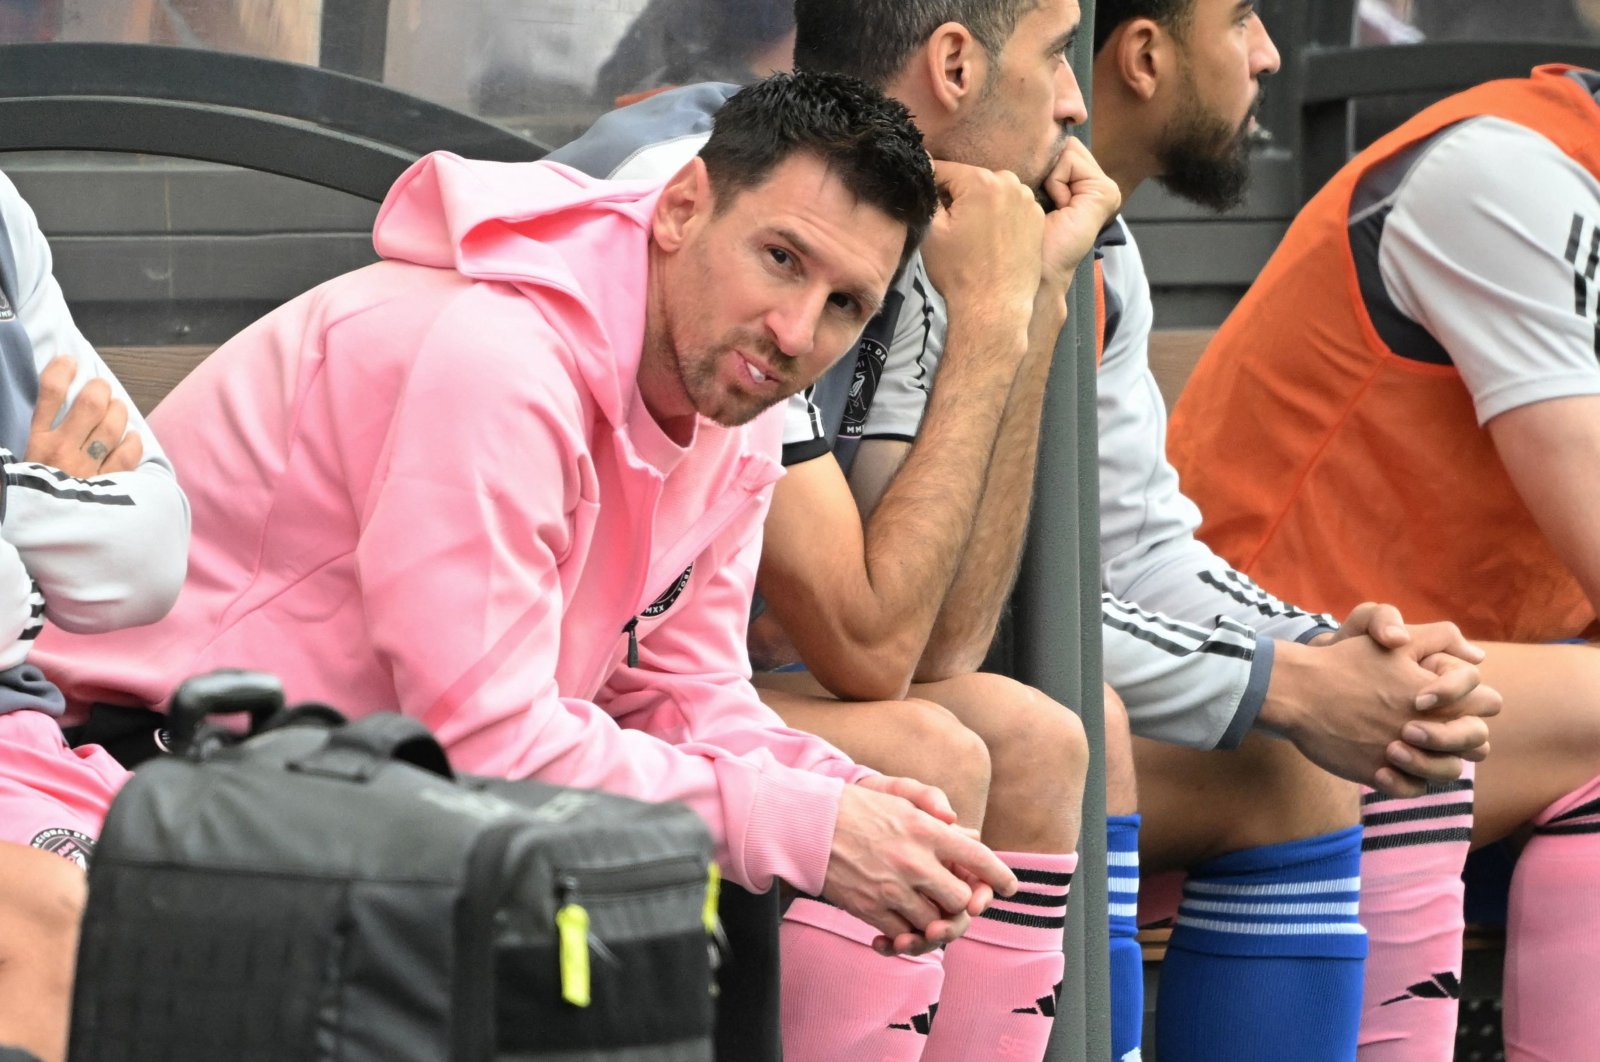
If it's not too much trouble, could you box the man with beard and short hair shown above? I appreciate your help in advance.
[1095,3,1600,1059]
[553,1,1499,1059]
[35,72,1035,1032]
[1167,62,1600,1061]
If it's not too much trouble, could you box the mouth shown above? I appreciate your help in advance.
[737,352,782,392]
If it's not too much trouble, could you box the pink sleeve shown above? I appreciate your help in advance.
[597,480,877,887]
[351,309,844,895]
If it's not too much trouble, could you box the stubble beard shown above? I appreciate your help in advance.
[675,333,792,429]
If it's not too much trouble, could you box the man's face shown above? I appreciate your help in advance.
[1157,0,1281,210]
[649,154,903,430]
[941,0,1088,189]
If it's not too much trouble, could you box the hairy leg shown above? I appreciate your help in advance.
[905,671,1086,854]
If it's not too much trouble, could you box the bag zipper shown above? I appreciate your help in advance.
[553,856,716,1010]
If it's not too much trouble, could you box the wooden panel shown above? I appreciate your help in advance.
[1147,328,1215,413]
[99,344,212,415]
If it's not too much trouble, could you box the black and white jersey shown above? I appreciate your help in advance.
[1097,218,1335,748]
[0,170,190,716]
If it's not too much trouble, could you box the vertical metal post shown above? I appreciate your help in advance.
[1017,1,1106,1058]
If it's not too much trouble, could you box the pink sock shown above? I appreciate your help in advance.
[1356,765,1474,1060]
[780,897,944,1062]
[1504,773,1600,1061]
[921,851,1076,1062]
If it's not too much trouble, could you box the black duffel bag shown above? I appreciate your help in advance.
[68,671,719,1062]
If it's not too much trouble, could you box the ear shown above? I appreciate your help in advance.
[918,21,991,118]
[652,157,713,253]
[1107,17,1168,102]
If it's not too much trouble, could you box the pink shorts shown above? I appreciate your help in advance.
[0,709,128,867]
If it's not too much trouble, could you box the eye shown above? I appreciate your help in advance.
[768,246,794,268]
[827,292,860,315]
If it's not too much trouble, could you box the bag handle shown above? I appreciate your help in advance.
[168,669,286,753]
[288,712,454,783]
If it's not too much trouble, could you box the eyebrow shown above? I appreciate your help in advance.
[774,226,886,318]
[1048,22,1080,56]
[1234,1,1256,14]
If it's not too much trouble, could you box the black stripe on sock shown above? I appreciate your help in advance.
[980,907,1066,930]
[1013,868,1074,887]
[1362,778,1472,805]
[1534,820,1600,836]
[998,888,1071,910]
[1566,213,1585,264]
[1361,826,1472,851]
[1546,794,1600,825]
[1361,800,1474,829]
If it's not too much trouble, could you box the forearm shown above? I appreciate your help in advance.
[769,309,1029,700]
[918,285,1067,679]
[2,455,189,632]
[848,312,1029,679]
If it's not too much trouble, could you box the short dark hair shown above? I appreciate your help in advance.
[699,72,937,272]
[793,0,1040,89]
[1093,0,1194,53]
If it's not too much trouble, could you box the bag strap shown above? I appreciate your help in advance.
[288,712,454,783]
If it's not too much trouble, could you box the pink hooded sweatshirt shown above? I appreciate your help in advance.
[36,153,871,895]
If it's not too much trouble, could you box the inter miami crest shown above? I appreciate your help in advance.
[30,827,94,869]
[641,564,694,618]
[0,291,13,322]
[840,338,887,440]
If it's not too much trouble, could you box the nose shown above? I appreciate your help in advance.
[1250,14,1282,77]
[1055,60,1088,126]
[764,289,824,362]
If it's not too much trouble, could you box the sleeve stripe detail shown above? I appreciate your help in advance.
[1103,594,1256,661]
[1197,569,1333,626]
[5,462,136,507]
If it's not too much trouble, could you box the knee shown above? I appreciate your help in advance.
[946,672,1087,788]
[1,844,85,937]
[893,698,992,826]
[0,844,85,984]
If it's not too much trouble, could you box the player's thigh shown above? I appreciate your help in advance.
[755,675,992,819]
[1133,731,1361,874]
[1472,640,1600,844]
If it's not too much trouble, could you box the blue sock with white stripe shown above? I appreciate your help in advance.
[1107,815,1144,1062]
[1155,825,1366,1062]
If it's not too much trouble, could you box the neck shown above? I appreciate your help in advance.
[639,247,698,444]
[1091,67,1163,203]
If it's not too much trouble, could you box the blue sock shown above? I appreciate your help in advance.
[1155,825,1366,1062]
[1107,814,1145,1062]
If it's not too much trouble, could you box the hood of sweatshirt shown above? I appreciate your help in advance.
[372,152,666,428]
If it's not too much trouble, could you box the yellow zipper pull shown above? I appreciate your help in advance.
[556,901,592,1007]
[702,862,722,935]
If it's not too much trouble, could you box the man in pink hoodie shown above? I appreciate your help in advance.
[38,73,1024,965]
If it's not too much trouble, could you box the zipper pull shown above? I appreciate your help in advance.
[622,617,639,668]
[556,892,592,1008]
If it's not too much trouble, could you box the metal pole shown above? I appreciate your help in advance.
[1017,1,1107,1058]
